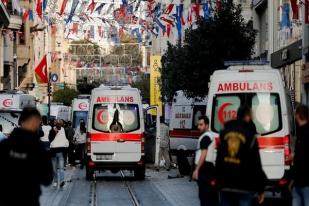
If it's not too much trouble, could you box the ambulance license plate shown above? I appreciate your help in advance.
[96,154,113,160]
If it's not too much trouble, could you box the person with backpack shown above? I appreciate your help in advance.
[216,106,267,206]
[74,121,87,169]
[192,115,217,206]
[0,107,53,206]
[290,105,309,206]
[49,120,69,189]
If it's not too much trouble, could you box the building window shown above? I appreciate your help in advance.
[19,23,26,45]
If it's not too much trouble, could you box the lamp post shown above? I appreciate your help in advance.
[13,53,17,89]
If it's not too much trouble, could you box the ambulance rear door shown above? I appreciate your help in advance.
[90,90,143,162]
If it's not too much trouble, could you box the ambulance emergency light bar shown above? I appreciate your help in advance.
[101,80,129,87]
[224,60,270,67]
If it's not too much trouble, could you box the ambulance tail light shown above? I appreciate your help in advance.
[88,161,95,167]
[284,135,291,165]
[141,134,145,156]
[87,133,91,153]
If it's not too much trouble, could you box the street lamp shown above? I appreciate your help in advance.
[13,53,17,89]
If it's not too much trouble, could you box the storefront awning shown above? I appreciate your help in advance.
[271,40,302,69]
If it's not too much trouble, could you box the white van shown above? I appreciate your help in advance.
[50,103,71,122]
[169,91,207,157]
[0,91,36,135]
[86,84,145,180]
[71,95,90,128]
[207,65,294,192]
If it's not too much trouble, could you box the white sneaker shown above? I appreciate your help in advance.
[53,182,58,187]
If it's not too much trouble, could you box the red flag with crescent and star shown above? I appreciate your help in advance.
[35,55,48,83]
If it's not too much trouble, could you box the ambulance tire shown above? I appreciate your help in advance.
[86,167,94,181]
[134,166,145,180]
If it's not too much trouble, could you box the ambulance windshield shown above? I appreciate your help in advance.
[93,103,140,133]
[212,93,282,135]
[0,111,20,134]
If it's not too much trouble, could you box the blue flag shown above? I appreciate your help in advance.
[66,0,79,24]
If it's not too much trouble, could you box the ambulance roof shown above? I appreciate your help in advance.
[212,65,279,77]
[93,84,137,92]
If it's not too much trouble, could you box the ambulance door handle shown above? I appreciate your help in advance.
[117,139,125,143]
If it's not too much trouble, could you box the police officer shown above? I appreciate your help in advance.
[0,107,53,206]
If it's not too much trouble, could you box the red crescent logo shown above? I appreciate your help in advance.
[3,99,13,108]
[96,109,108,125]
[78,102,87,110]
[218,103,233,125]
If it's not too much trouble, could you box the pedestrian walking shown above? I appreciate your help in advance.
[290,105,309,206]
[159,117,171,171]
[0,124,6,142]
[0,107,53,206]
[65,121,76,165]
[49,121,69,189]
[40,116,52,151]
[192,116,217,206]
[216,106,267,206]
[74,121,87,169]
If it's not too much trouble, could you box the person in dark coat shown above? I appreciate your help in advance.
[0,107,53,206]
[216,106,267,206]
[291,105,309,206]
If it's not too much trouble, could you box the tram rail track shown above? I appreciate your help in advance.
[89,171,140,206]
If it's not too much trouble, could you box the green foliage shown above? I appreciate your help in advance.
[132,74,150,103]
[161,2,257,101]
[52,86,79,106]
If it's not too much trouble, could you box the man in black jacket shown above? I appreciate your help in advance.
[291,105,309,206]
[216,106,267,206]
[0,107,53,206]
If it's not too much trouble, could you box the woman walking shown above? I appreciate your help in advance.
[49,121,69,189]
[74,121,87,169]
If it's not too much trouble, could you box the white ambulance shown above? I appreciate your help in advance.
[207,65,294,192]
[169,91,207,157]
[86,84,145,180]
[0,91,36,135]
[71,95,90,128]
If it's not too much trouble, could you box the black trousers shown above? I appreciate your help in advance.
[197,163,218,206]
[76,143,85,167]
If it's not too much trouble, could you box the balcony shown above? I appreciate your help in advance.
[7,15,22,30]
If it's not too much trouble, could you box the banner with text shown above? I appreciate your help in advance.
[150,55,162,116]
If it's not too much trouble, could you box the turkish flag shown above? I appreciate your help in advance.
[290,0,298,19]
[59,0,69,16]
[35,55,48,83]
[36,0,42,19]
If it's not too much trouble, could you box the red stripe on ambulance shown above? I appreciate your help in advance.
[89,133,143,142]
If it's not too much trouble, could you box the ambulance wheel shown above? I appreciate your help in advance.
[86,167,94,181]
[134,166,145,180]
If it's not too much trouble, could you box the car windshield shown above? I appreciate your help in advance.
[93,103,140,133]
[211,93,282,135]
[73,111,88,128]
[0,111,21,134]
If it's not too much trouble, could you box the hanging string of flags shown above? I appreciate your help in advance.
[8,0,223,44]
